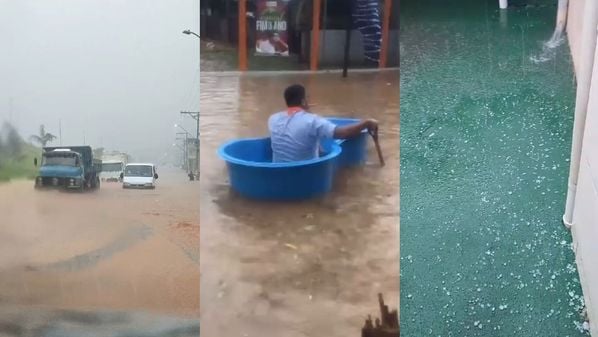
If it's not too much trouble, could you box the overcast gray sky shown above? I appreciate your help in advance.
[0,0,199,162]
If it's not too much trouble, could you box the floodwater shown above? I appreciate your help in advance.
[401,0,588,336]
[200,71,400,336]
[0,169,199,335]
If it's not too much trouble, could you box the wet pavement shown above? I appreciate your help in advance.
[401,0,588,336]
[200,71,399,336]
[0,169,199,335]
[0,306,199,337]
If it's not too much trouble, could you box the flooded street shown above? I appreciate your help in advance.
[0,169,199,334]
[200,71,399,336]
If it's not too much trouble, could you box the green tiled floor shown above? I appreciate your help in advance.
[400,0,589,335]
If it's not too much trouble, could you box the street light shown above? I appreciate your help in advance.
[174,123,191,135]
[181,30,200,178]
[182,29,200,39]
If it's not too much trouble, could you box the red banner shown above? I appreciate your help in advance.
[255,0,289,56]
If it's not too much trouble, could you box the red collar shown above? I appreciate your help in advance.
[287,106,304,115]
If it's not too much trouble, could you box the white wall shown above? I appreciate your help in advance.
[567,0,585,76]
[572,111,598,333]
[567,1,598,333]
[571,49,598,331]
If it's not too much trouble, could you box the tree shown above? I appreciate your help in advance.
[0,128,5,168]
[0,122,24,167]
[30,124,57,147]
[4,122,23,157]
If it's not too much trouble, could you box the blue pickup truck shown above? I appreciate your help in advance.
[34,146,102,191]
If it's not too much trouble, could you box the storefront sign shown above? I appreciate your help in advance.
[255,0,290,56]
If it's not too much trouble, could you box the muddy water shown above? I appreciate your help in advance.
[200,71,399,336]
[0,169,199,334]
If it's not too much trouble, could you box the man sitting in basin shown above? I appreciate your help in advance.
[268,84,378,162]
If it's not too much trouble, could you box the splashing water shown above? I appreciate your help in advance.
[530,34,565,64]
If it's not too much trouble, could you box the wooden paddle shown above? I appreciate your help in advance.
[368,126,385,167]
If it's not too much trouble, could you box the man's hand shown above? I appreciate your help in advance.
[365,119,379,134]
[333,118,379,139]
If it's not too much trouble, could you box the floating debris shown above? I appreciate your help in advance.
[362,294,399,337]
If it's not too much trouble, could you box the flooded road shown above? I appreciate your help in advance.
[200,71,399,336]
[0,169,199,334]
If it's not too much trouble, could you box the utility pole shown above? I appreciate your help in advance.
[180,111,199,175]
[176,132,189,171]
[180,29,200,174]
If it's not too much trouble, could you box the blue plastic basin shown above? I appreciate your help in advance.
[218,137,342,200]
[326,117,369,166]
[218,117,369,200]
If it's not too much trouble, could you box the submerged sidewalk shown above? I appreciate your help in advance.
[400,1,589,336]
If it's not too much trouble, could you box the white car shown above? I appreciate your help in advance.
[122,163,158,189]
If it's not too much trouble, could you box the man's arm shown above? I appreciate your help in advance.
[333,119,378,139]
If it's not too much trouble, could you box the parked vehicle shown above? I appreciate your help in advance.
[121,163,158,189]
[100,152,130,182]
[34,146,102,191]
